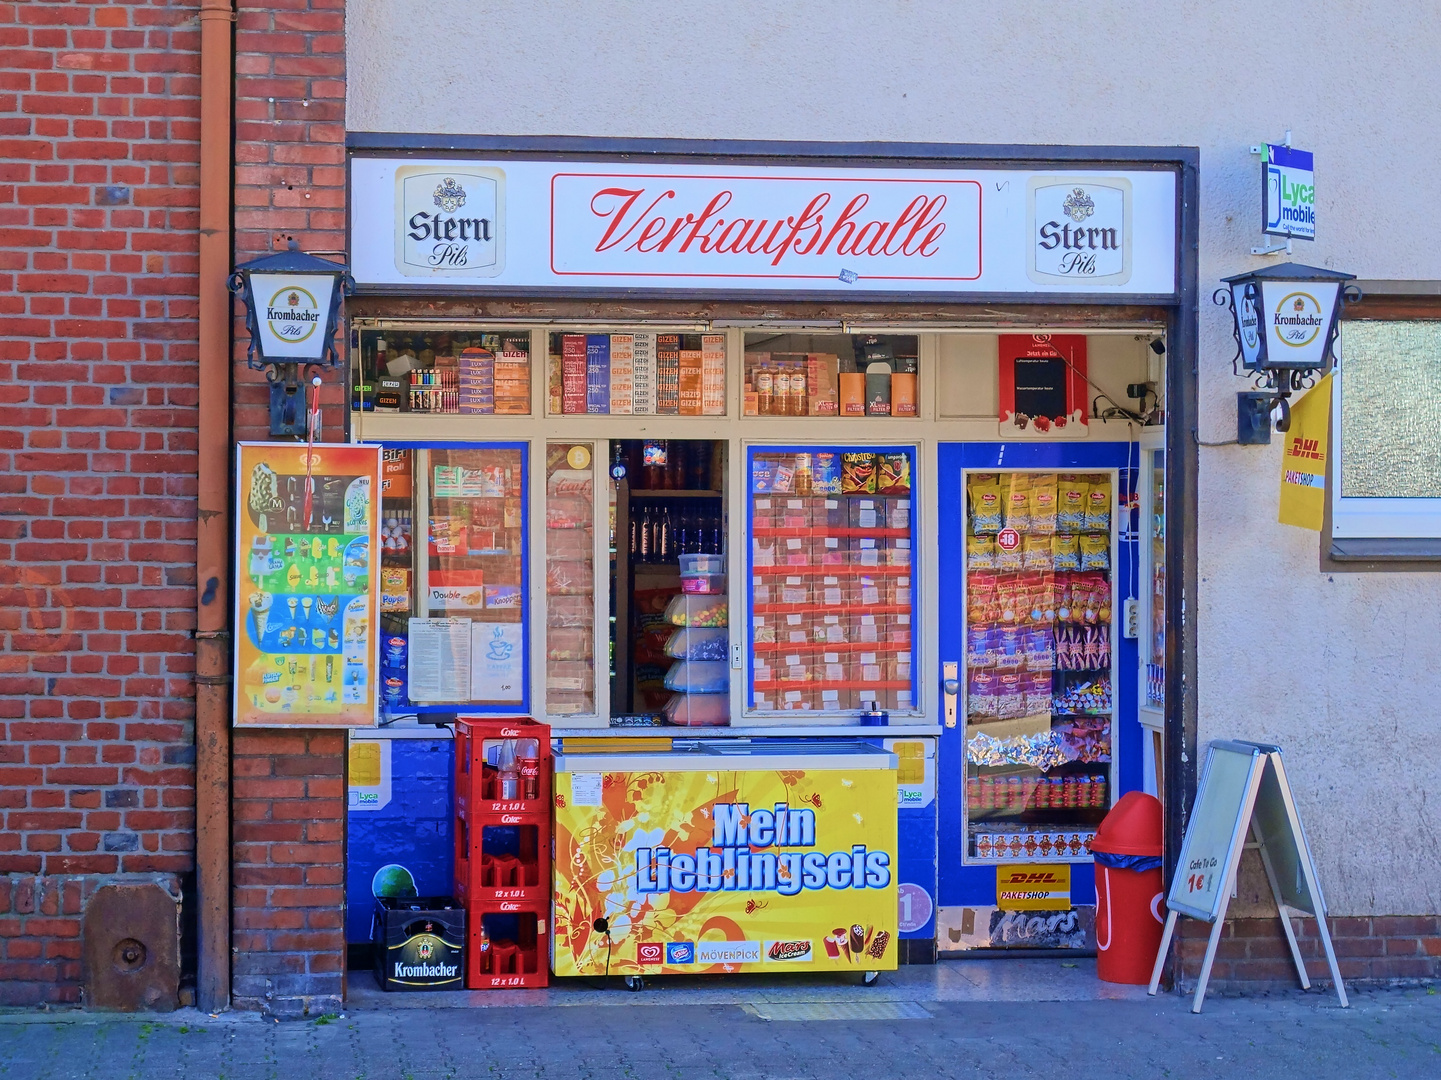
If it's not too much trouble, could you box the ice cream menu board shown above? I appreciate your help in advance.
[234,443,381,727]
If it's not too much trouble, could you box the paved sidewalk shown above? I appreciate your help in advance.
[2,961,1437,1080]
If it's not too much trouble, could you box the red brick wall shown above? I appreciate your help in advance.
[1177,916,1441,993]
[229,0,349,1016]
[0,0,200,1005]
[230,730,344,1014]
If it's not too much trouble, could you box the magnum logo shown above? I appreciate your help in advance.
[394,166,506,277]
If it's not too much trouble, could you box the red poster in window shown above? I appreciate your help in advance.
[998,334,1088,438]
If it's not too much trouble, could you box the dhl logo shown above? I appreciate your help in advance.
[999,871,1063,885]
[1287,437,1322,461]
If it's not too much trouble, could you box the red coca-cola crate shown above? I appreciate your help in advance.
[466,897,550,990]
[454,718,552,989]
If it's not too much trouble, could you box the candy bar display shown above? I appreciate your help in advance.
[546,445,596,717]
[378,450,414,716]
[352,329,531,415]
[547,332,725,416]
[747,446,917,716]
[741,333,919,419]
[962,469,1116,861]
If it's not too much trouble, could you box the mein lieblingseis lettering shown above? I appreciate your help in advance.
[635,802,891,898]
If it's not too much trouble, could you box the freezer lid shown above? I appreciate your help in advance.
[555,740,897,773]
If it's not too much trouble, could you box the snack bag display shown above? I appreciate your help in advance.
[812,451,843,494]
[1029,474,1059,535]
[1022,532,1052,571]
[876,452,911,494]
[1084,475,1112,531]
[840,453,878,494]
[969,479,1003,534]
[967,534,996,569]
[1003,474,1032,532]
[1057,475,1089,532]
[1079,533,1110,570]
[1051,533,1081,572]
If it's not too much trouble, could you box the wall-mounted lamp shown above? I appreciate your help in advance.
[229,242,354,437]
[1215,262,1357,444]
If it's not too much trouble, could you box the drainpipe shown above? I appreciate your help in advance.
[195,0,235,1014]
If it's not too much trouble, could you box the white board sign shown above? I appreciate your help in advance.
[1150,740,1346,1012]
[350,157,1179,296]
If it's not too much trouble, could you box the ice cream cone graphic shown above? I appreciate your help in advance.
[249,590,273,641]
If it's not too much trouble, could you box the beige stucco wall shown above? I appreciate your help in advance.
[346,1,1441,915]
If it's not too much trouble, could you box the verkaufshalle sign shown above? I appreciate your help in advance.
[350,157,1179,295]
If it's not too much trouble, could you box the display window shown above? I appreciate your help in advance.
[353,328,532,416]
[373,443,530,715]
[741,333,918,418]
[547,332,727,416]
[746,445,917,718]
[544,443,599,717]
[961,468,1117,862]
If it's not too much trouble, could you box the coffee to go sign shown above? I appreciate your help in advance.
[350,156,1181,296]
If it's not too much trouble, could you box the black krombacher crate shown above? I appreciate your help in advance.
[372,897,466,991]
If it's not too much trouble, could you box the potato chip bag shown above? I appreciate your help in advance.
[876,452,911,494]
[1084,476,1112,531]
[1022,532,1052,570]
[996,535,1023,571]
[970,481,1003,534]
[1029,474,1059,535]
[1079,533,1110,570]
[967,533,996,569]
[841,453,877,494]
[1057,475,1088,532]
[1052,533,1081,572]
[1004,474,1032,532]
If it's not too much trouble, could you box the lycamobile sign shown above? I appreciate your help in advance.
[1263,144,1315,241]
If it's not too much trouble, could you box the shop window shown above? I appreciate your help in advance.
[545,444,598,717]
[352,328,532,415]
[1331,320,1441,558]
[546,332,727,416]
[742,333,918,418]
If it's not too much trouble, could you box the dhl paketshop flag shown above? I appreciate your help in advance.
[1278,372,1332,531]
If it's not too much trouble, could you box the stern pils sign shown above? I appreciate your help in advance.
[1028,176,1132,286]
[395,166,505,277]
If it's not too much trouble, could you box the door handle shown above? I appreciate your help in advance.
[943,661,959,728]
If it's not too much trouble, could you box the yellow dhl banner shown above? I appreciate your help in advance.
[996,864,1071,911]
[1278,373,1332,532]
[553,766,897,976]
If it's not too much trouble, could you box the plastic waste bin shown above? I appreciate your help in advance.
[1091,791,1165,984]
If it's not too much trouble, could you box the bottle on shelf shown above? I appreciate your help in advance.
[756,362,774,416]
[638,503,653,563]
[518,738,540,800]
[498,739,519,801]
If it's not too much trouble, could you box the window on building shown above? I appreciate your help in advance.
[1331,318,1441,557]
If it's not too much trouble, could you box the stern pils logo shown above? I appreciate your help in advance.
[395,166,506,277]
[1028,176,1132,286]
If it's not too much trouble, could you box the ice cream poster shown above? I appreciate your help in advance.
[553,765,898,976]
[233,442,381,727]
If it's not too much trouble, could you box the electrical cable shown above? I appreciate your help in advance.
[1032,338,1154,425]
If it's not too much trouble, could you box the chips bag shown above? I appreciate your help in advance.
[1052,533,1081,572]
[841,453,877,494]
[970,481,1003,534]
[1022,532,1052,571]
[1079,533,1110,571]
[876,452,911,494]
[1029,474,1059,535]
[967,533,996,569]
[1084,476,1112,531]
[1057,476,1088,532]
[1003,474,1032,532]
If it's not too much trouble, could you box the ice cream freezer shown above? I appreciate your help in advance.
[552,739,899,979]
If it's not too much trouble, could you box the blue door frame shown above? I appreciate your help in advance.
[936,441,1142,911]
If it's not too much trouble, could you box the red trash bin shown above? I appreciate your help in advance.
[1091,791,1165,985]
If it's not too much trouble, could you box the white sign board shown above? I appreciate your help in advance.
[249,271,336,362]
[1149,741,1346,1012]
[1263,144,1315,240]
[350,157,1179,296]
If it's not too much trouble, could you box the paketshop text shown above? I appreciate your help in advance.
[635,802,891,897]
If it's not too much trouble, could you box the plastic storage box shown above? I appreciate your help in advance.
[678,553,725,575]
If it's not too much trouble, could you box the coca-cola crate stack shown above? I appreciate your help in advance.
[454,718,552,989]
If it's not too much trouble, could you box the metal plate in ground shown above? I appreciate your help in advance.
[742,1001,933,1022]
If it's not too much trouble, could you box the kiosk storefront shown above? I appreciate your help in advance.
[339,139,1195,973]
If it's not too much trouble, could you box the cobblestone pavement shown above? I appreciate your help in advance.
[1,974,1437,1080]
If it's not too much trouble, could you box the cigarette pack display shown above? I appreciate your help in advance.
[608,334,634,414]
[864,361,892,416]
[700,333,726,415]
[807,353,839,415]
[631,332,657,414]
[655,334,680,414]
[494,338,530,415]
[561,335,587,414]
[678,347,703,415]
[891,357,917,417]
[839,372,866,416]
[585,335,610,414]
